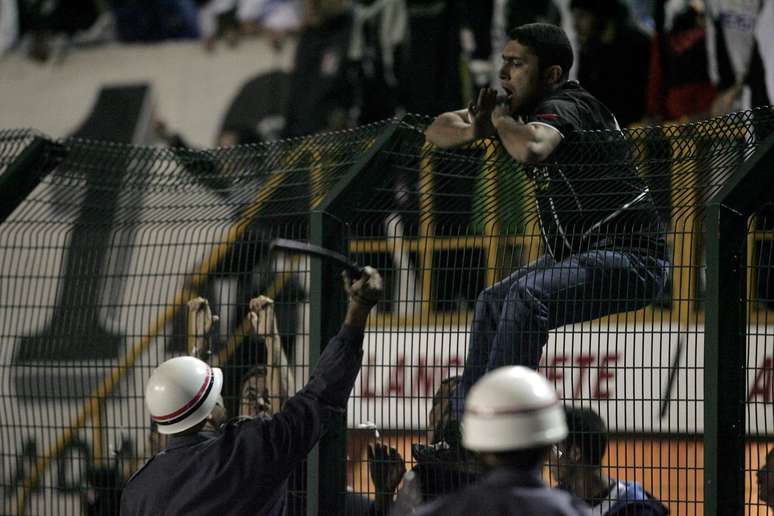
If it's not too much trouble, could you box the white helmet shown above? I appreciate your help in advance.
[462,366,567,452]
[145,356,224,435]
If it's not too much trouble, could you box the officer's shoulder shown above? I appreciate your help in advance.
[225,415,260,428]
[125,453,161,485]
[221,415,274,433]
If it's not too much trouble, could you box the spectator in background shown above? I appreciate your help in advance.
[197,0,302,50]
[705,0,763,113]
[81,438,134,516]
[705,0,773,140]
[282,0,359,137]
[367,376,480,515]
[411,367,590,516]
[571,0,652,127]
[239,365,273,417]
[17,0,103,61]
[82,466,123,516]
[188,297,229,429]
[553,406,669,516]
[217,125,263,147]
[350,0,408,124]
[367,442,406,515]
[112,0,200,42]
[756,0,774,111]
[242,295,295,416]
[239,0,302,49]
[758,447,774,509]
[120,266,383,516]
[0,0,19,54]
[398,0,465,116]
[197,0,241,49]
[218,70,290,140]
[646,2,716,122]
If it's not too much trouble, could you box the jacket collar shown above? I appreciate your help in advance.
[480,465,546,489]
[164,431,217,451]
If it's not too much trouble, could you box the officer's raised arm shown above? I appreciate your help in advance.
[121,267,383,516]
[246,266,383,468]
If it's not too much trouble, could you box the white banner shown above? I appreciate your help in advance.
[347,324,774,434]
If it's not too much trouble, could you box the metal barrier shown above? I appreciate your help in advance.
[0,108,772,515]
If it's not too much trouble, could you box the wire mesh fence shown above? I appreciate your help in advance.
[0,107,772,515]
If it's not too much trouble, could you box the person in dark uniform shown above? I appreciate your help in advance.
[553,406,669,516]
[425,23,669,422]
[120,266,383,516]
[412,366,590,516]
[570,0,651,128]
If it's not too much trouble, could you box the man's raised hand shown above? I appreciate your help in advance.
[249,295,276,337]
[468,87,498,139]
[186,297,219,357]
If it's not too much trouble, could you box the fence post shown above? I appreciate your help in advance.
[306,119,404,515]
[307,210,349,516]
[705,125,774,515]
[704,203,747,515]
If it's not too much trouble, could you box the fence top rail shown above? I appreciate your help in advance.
[0,107,771,230]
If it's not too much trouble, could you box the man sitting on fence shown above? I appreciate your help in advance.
[120,266,383,516]
[424,22,669,425]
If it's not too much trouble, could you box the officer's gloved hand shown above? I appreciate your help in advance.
[342,265,383,309]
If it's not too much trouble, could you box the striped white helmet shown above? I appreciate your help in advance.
[146,356,224,435]
[462,366,567,452]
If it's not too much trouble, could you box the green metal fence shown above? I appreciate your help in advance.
[0,108,773,515]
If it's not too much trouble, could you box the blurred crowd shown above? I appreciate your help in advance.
[0,0,303,58]
[1,0,772,140]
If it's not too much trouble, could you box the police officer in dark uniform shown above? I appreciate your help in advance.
[412,366,590,515]
[425,23,669,420]
[120,266,383,516]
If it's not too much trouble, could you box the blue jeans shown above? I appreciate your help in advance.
[452,249,669,420]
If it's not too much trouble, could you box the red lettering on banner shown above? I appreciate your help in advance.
[593,353,619,399]
[359,353,377,397]
[417,358,434,395]
[545,353,620,399]
[544,355,567,382]
[359,355,465,399]
[748,357,773,402]
[574,354,595,397]
[387,357,406,395]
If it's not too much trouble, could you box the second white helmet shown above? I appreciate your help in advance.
[145,356,223,435]
[462,366,567,452]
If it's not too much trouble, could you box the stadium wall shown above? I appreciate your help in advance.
[0,39,295,147]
